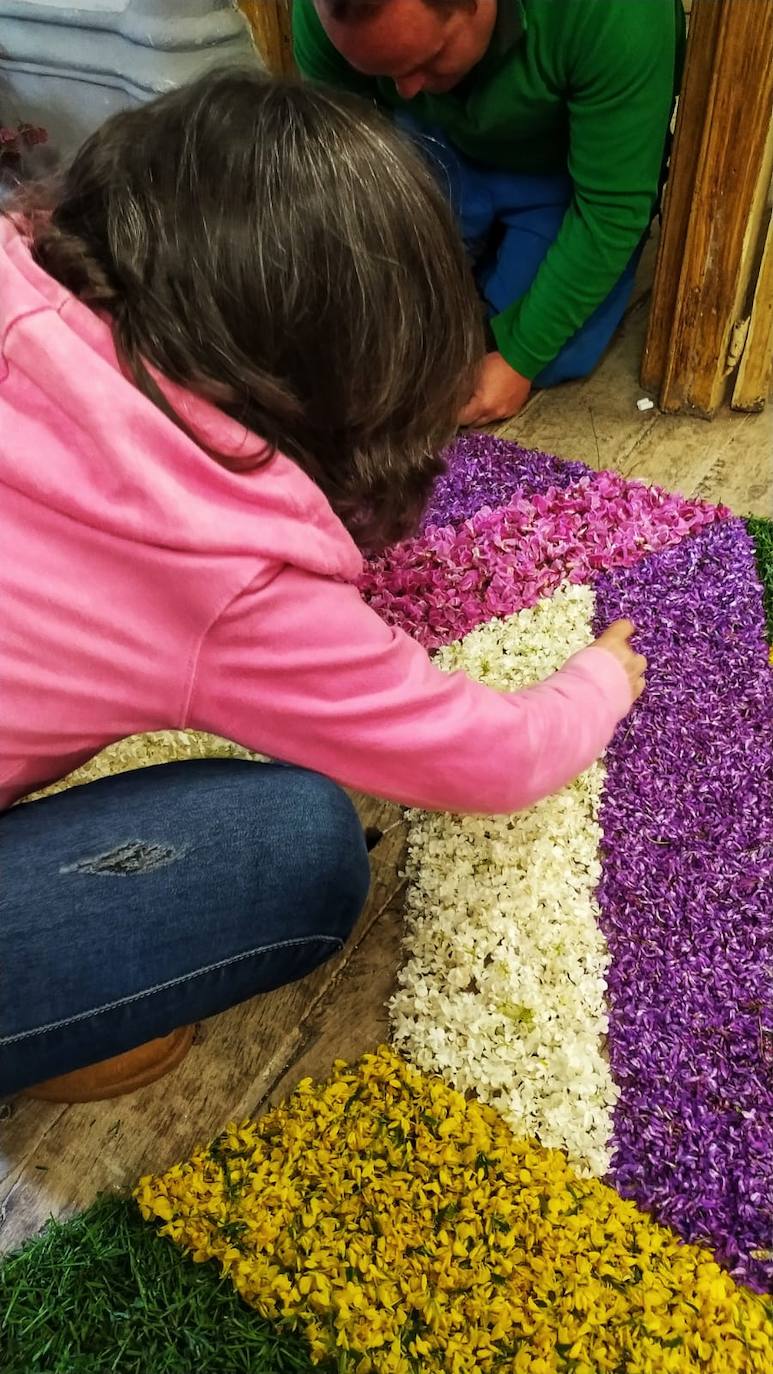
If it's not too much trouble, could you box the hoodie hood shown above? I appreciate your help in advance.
[0,217,362,580]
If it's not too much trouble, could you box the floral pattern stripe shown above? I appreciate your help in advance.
[136,1048,773,1374]
[594,518,773,1292]
[361,458,725,652]
[136,437,773,1368]
[390,584,618,1177]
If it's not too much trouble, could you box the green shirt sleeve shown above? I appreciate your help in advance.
[292,0,379,99]
[492,0,679,379]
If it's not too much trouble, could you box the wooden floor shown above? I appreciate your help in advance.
[1,269,771,1256]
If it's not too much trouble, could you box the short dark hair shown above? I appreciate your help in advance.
[9,70,481,549]
[323,0,465,19]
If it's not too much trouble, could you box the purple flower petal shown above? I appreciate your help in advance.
[595,519,773,1291]
[423,433,588,528]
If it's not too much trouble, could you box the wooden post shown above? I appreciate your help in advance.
[239,1,295,75]
[642,0,773,416]
[732,208,773,411]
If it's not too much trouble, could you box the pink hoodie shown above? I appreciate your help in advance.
[0,220,631,815]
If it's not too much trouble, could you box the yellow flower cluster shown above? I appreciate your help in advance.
[135,1047,773,1374]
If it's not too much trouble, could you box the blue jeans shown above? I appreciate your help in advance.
[0,760,370,1096]
[406,123,645,386]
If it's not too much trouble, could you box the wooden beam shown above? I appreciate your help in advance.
[239,0,295,75]
[640,0,724,397]
[642,0,773,416]
[732,206,773,411]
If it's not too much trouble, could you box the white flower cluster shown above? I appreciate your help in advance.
[390,583,618,1176]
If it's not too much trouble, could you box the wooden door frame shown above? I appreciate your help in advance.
[642,0,773,416]
[239,0,295,75]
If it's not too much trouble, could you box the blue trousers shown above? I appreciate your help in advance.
[0,760,370,1095]
[408,124,645,386]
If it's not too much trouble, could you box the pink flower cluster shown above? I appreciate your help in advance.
[361,471,728,650]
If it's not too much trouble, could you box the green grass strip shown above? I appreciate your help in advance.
[0,1197,327,1374]
[747,516,773,645]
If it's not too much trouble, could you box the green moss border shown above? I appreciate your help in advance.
[0,1198,326,1374]
[747,516,773,646]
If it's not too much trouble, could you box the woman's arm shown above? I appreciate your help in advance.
[187,565,632,814]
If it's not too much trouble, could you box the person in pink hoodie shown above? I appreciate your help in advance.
[0,70,644,1101]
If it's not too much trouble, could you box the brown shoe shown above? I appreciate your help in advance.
[23,1026,195,1103]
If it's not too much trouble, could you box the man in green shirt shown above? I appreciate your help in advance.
[293,0,685,423]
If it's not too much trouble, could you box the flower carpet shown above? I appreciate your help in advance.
[3,436,772,1373]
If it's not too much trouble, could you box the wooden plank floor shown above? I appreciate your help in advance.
[1,280,771,1255]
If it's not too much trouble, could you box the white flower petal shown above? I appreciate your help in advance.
[391,583,617,1176]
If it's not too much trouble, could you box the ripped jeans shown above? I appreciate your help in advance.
[0,760,370,1096]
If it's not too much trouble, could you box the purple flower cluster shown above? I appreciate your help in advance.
[423,433,587,529]
[595,519,773,1291]
[374,434,772,1288]
[363,469,725,651]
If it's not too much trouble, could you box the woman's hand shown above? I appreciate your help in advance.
[594,619,647,702]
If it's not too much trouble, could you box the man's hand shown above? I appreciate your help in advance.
[458,351,532,426]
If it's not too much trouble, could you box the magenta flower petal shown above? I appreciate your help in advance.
[362,467,727,650]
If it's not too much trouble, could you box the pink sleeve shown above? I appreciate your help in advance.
[188,566,632,814]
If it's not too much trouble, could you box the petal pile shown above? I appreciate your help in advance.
[421,433,587,528]
[391,585,617,1175]
[595,519,773,1291]
[136,1047,773,1374]
[362,465,725,651]
[365,438,772,1285]
[135,437,773,1371]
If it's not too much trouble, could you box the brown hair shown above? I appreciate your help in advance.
[10,69,482,549]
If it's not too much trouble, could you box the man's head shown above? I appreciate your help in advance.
[316,0,497,99]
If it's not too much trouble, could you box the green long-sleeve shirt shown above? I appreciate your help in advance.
[293,0,685,378]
